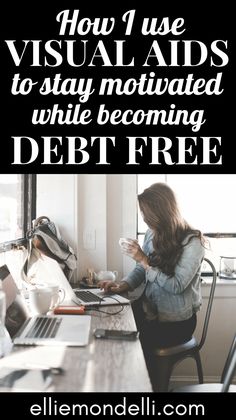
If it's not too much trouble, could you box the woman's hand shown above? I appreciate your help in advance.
[98,280,130,294]
[121,240,149,268]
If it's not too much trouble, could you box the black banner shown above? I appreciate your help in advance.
[0,391,235,418]
[0,1,234,174]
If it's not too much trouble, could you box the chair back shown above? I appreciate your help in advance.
[221,334,236,392]
[198,258,217,350]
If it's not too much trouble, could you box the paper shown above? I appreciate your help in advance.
[0,367,52,392]
[0,346,65,370]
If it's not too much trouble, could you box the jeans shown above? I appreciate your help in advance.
[132,298,197,391]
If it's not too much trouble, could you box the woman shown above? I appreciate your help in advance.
[99,182,205,388]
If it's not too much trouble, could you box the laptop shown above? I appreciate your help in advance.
[71,287,130,307]
[0,265,91,347]
[25,255,130,308]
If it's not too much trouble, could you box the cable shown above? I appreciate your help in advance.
[85,298,126,316]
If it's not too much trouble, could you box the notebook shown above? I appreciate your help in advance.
[0,265,91,346]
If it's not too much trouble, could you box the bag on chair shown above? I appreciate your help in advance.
[22,216,77,282]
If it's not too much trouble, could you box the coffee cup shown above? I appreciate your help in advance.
[46,285,65,308]
[119,237,137,248]
[28,285,65,315]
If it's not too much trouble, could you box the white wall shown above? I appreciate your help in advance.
[37,174,77,250]
[76,174,137,281]
[77,174,107,277]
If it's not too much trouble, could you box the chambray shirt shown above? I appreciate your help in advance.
[125,229,205,322]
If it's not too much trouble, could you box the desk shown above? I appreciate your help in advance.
[48,304,152,392]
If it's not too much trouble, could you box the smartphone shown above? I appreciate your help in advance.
[94,328,139,341]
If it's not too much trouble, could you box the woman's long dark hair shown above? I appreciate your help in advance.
[138,182,205,276]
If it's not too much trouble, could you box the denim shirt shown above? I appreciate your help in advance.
[125,229,205,322]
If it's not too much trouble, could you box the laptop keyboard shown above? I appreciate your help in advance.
[75,290,103,303]
[26,317,62,339]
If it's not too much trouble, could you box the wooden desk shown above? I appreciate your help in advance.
[52,304,152,392]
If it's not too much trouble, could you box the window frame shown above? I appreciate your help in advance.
[137,175,236,237]
[136,175,236,275]
[0,174,36,252]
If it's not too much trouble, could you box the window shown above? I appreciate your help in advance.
[0,174,36,252]
[137,175,236,271]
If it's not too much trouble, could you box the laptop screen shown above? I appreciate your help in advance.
[0,265,29,337]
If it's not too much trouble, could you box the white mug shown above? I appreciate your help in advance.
[29,285,65,315]
[46,285,65,309]
[119,237,134,247]
[119,237,138,250]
